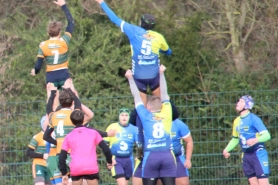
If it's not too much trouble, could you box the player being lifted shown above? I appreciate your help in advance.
[31,0,75,109]
[104,108,139,185]
[125,65,175,185]
[94,0,172,106]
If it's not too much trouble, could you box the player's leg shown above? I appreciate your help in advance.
[156,179,162,185]
[175,155,190,185]
[159,151,176,185]
[133,159,143,185]
[142,178,158,185]
[243,153,259,185]
[82,174,99,185]
[248,177,259,185]
[253,150,270,185]
[133,78,148,106]
[72,179,83,185]
[112,158,126,185]
[149,74,160,98]
[33,164,47,185]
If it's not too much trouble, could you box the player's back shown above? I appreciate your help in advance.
[50,108,73,154]
[136,102,172,152]
[124,24,169,79]
[38,33,71,72]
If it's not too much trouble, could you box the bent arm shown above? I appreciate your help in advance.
[257,131,271,142]
[43,126,57,145]
[99,140,112,164]
[61,5,74,34]
[26,147,44,159]
[159,48,172,55]
[224,137,239,152]
[183,135,193,162]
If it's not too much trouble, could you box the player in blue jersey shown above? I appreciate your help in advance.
[222,95,271,185]
[132,118,193,185]
[126,65,175,185]
[171,119,193,185]
[104,108,139,185]
[95,0,172,106]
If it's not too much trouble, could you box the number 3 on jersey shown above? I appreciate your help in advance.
[56,120,64,136]
[153,122,165,138]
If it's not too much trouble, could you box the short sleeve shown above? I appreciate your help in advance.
[61,136,70,151]
[95,131,103,145]
[28,135,38,149]
[61,32,71,46]
[177,120,190,138]
[253,116,267,134]
[232,117,240,138]
[158,35,169,51]
[136,103,149,123]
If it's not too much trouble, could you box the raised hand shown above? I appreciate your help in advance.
[53,0,66,6]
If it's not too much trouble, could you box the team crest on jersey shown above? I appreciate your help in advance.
[152,116,163,121]
[56,114,67,119]
[48,43,60,49]
[143,34,155,40]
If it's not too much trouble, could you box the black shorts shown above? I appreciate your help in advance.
[71,173,99,181]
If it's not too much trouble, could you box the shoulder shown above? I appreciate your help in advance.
[39,41,46,48]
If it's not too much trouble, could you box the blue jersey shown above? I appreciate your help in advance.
[99,2,171,80]
[232,113,268,153]
[136,101,172,152]
[171,119,191,156]
[104,123,138,157]
[121,23,170,79]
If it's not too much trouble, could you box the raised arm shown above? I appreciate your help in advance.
[46,83,58,115]
[125,69,142,106]
[53,0,74,34]
[159,65,169,102]
[95,0,123,27]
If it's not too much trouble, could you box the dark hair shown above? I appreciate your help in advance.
[70,110,84,126]
[47,21,62,37]
[140,14,156,30]
[59,89,75,108]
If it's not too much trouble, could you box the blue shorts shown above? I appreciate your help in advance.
[134,75,159,93]
[111,156,134,180]
[142,151,176,178]
[133,159,142,178]
[176,155,189,178]
[242,149,269,179]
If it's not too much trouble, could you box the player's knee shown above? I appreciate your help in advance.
[34,176,45,185]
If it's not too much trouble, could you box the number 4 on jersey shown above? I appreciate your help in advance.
[56,120,64,136]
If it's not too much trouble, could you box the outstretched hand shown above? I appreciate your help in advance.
[53,0,66,6]
[125,69,133,79]
[95,0,104,4]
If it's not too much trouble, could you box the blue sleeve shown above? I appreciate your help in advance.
[34,57,44,74]
[136,104,149,124]
[159,48,172,55]
[100,2,123,27]
[46,142,50,153]
[176,120,190,137]
[136,115,144,145]
[253,116,267,133]
[61,5,74,34]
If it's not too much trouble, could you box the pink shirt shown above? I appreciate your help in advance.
[62,127,103,176]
